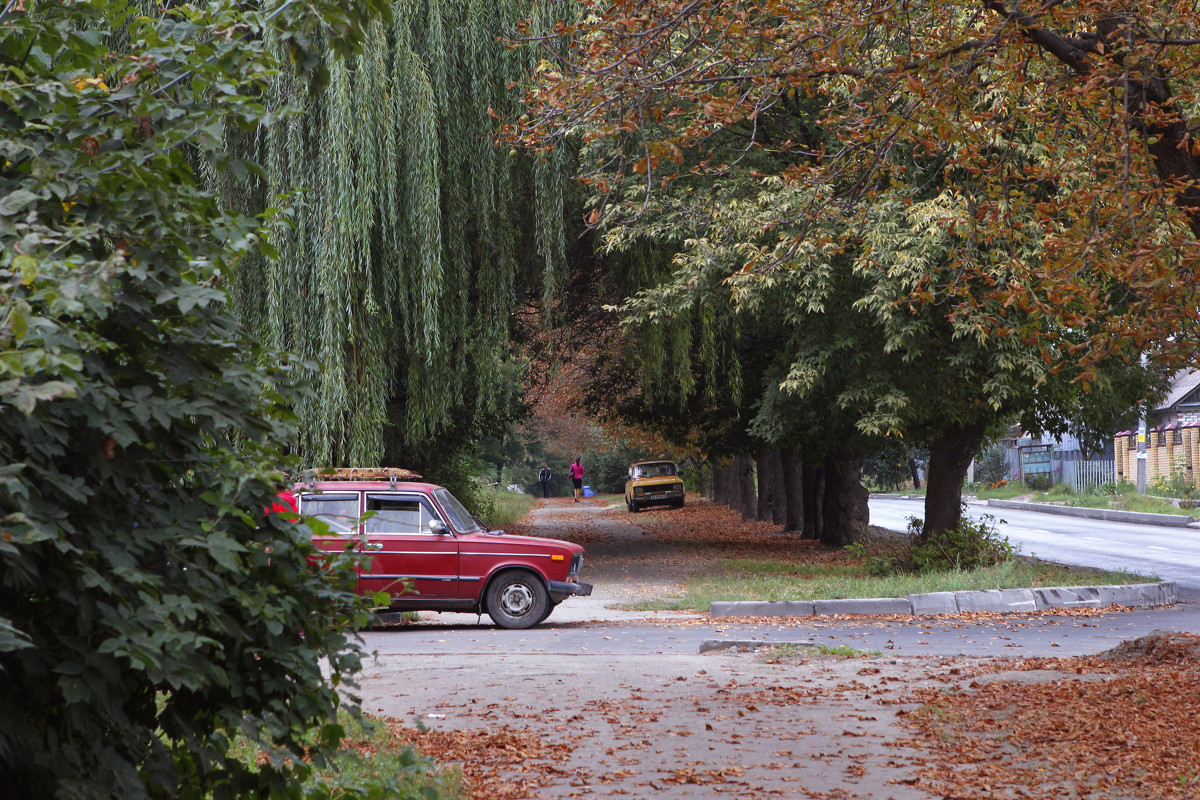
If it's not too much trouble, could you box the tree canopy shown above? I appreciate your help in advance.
[514,0,1183,534]
[521,1,1200,368]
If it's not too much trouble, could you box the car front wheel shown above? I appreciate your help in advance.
[486,570,549,629]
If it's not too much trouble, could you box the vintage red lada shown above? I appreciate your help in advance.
[296,468,591,629]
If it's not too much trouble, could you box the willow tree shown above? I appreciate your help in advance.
[214,0,569,468]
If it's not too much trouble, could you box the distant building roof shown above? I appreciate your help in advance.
[1158,369,1200,411]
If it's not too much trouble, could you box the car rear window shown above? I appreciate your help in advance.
[298,493,360,532]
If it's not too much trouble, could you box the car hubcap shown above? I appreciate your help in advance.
[499,583,534,617]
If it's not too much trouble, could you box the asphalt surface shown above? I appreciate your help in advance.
[871,495,1200,592]
[355,498,1200,799]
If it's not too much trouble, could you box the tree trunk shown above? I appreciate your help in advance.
[779,449,803,532]
[922,422,989,538]
[908,457,922,490]
[769,449,788,526]
[712,463,731,506]
[735,452,758,519]
[755,447,772,522]
[821,451,869,547]
[801,463,823,541]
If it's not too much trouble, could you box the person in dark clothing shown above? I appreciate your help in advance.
[538,464,552,498]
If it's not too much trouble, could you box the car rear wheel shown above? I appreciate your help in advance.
[486,570,549,629]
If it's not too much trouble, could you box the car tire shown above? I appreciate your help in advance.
[485,570,549,630]
[630,499,640,513]
[536,601,558,625]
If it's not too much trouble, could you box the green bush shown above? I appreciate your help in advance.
[0,4,391,798]
[974,444,1010,487]
[870,512,1015,574]
[422,454,497,522]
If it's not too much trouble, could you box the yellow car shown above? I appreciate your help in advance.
[625,460,685,512]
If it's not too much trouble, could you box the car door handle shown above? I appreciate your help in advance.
[364,543,384,551]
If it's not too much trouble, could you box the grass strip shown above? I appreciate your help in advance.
[624,556,1154,613]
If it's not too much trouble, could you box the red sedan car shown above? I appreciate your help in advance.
[297,468,591,629]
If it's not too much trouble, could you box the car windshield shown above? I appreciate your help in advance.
[636,462,677,478]
[434,488,483,534]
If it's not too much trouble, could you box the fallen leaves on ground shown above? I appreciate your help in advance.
[386,720,577,799]
[898,631,1200,799]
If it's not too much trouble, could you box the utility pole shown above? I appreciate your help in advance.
[1137,352,1148,494]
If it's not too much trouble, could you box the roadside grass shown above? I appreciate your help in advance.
[624,555,1154,612]
[968,482,1029,500]
[224,712,463,799]
[760,644,883,663]
[972,482,1197,516]
[482,488,536,527]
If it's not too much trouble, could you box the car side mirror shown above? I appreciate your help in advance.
[429,519,449,535]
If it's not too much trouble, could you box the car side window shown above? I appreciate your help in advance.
[298,493,360,533]
[365,494,440,534]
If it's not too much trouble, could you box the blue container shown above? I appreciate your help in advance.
[582,485,594,497]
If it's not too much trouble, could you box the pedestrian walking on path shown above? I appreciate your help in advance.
[568,458,584,502]
[538,464,552,498]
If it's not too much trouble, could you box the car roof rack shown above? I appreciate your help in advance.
[301,467,423,485]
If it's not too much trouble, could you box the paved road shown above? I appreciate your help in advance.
[870,495,1200,594]
[362,498,1200,662]
[357,499,1200,799]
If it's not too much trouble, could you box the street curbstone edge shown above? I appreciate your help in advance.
[707,581,1178,618]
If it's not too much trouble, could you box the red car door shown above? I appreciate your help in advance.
[300,491,367,587]
[361,492,459,600]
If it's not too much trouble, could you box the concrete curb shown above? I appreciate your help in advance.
[986,499,1197,527]
[708,581,1178,618]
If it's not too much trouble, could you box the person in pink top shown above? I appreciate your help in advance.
[568,458,584,502]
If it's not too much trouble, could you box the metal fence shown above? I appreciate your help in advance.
[1061,459,1114,491]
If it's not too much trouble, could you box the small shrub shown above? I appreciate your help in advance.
[1024,473,1053,491]
[872,512,1014,575]
[975,444,1009,487]
[910,514,1015,573]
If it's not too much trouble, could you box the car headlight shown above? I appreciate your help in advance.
[633,487,645,496]
[569,553,583,577]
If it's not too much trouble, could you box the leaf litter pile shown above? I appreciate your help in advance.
[380,497,1199,798]
[897,631,1200,799]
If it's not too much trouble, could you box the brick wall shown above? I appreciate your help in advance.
[1115,423,1200,489]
